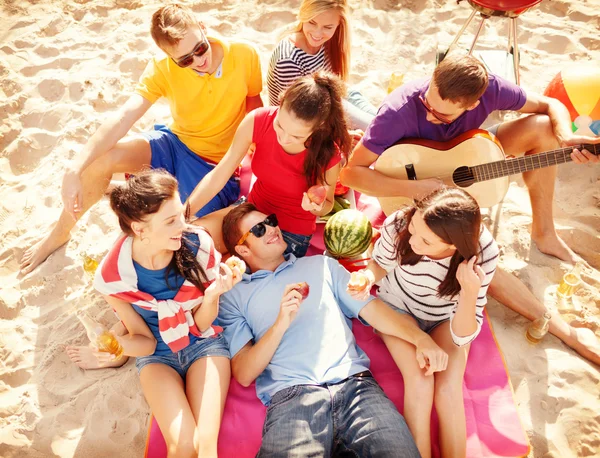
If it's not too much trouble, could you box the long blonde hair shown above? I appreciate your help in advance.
[291,0,350,81]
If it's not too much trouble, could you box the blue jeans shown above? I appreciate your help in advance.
[135,334,230,378]
[257,373,421,457]
[343,89,378,131]
[143,125,240,217]
[282,230,312,258]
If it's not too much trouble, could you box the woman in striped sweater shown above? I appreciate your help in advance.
[267,0,377,131]
[348,187,499,458]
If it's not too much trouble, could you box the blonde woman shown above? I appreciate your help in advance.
[267,0,377,130]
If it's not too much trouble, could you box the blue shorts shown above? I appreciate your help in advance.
[142,125,240,217]
[135,334,230,379]
[282,230,312,258]
[388,304,449,334]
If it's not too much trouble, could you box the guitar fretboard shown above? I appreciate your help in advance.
[470,143,598,182]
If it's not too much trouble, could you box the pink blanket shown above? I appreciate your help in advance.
[144,161,529,458]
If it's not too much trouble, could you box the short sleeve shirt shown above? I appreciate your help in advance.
[135,38,263,163]
[362,74,527,155]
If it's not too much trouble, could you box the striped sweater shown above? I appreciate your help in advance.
[267,37,332,106]
[372,210,499,346]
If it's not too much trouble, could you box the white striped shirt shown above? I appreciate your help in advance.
[372,210,499,346]
[267,37,332,106]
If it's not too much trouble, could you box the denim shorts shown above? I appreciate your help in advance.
[135,334,230,378]
[282,230,312,258]
[389,305,449,334]
[486,123,501,138]
[143,124,240,218]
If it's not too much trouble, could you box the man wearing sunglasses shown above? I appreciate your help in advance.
[217,202,446,457]
[339,53,600,366]
[21,4,263,275]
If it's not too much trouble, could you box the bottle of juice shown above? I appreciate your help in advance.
[83,255,99,278]
[525,311,552,344]
[387,71,405,94]
[77,311,124,360]
[556,262,583,299]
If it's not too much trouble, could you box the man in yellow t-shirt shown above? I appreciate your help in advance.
[21,4,263,274]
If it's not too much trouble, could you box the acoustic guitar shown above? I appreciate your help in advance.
[374,129,598,216]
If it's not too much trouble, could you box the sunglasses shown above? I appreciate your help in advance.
[237,214,279,245]
[418,94,453,125]
[172,37,210,68]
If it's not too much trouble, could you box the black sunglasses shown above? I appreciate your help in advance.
[237,214,278,245]
[172,38,209,68]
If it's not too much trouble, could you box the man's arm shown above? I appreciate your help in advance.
[359,298,448,375]
[230,284,303,387]
[63,94,152,218]
[340,140,442,198]
[246,95,264,113]
[519,92,599,163]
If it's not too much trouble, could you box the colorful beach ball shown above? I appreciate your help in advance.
[544,65,600,136]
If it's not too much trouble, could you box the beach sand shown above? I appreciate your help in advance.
[0,1,598,457]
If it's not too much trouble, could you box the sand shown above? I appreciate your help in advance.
[0,1,599,457]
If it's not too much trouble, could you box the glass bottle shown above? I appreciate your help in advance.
[387,71,405,94]
[77,311,124,360]
[556,263,583,299]
[525,311,552,344]
[83,255,99,278]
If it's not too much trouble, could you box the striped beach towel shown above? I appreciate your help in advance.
[94,226,222,352]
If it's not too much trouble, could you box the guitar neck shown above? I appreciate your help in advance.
[471,143,598,182]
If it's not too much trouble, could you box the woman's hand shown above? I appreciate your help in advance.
[456,256,485,297]
[301,192,326,213]
[349,129,364,150]
[346,269,375,300]
[205,263,243,300]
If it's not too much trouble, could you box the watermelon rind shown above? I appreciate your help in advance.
[323,209,372,259]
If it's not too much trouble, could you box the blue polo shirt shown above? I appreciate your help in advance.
[218,254,373,405]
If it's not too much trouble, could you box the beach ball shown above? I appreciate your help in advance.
[544,65,600,136]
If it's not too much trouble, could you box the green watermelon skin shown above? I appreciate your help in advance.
[324,209,372,259]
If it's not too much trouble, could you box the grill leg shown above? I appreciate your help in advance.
[510,17,521,85]
[446,8,478,56]
[468,14,488,55]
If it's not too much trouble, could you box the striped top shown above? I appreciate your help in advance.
[372,210,499,346]
[267,37,332,106]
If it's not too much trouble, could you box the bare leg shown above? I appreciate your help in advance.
[489,268,600,366]
[193,206,234,254]
[495,114,578,263]
[66,321,129,369]
[20,137,151,274]
[140,364,199,458]
[380,315,435,458]
[186,356,230,458]
[430,322,470,458]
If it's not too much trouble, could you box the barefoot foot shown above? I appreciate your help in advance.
[20,230,72,275]
[66,345,128,370]
[532,232,580,264]
[562,327,600,367]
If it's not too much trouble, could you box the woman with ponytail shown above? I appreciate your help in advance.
[347,187,499,458]
[267,0,377,131]
[69,170,242,457]
[187,71,351,258]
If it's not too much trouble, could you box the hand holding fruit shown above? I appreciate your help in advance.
[302,185,328,213]
[275,283,308,331]
[346,269,375,300]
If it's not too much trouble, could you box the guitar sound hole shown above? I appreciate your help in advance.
[453,166,475,188]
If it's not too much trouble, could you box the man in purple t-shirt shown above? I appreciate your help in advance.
[340,54,600,367]
[341,54,598,264]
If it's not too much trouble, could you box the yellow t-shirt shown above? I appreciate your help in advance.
[135,38,263,163]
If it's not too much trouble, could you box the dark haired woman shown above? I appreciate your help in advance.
[347,187,499,458]
[187,71,351,258]
[74,170,242,457]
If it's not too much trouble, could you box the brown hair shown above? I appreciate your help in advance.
[281,71,351,186]
[150,4,199,50]
[392,187,482,298]
[110,169,209,292]
[222,202,259,256]
[433,54,489,107]
[292,0,351,80]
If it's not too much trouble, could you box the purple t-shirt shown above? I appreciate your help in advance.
[362,74,527,155]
